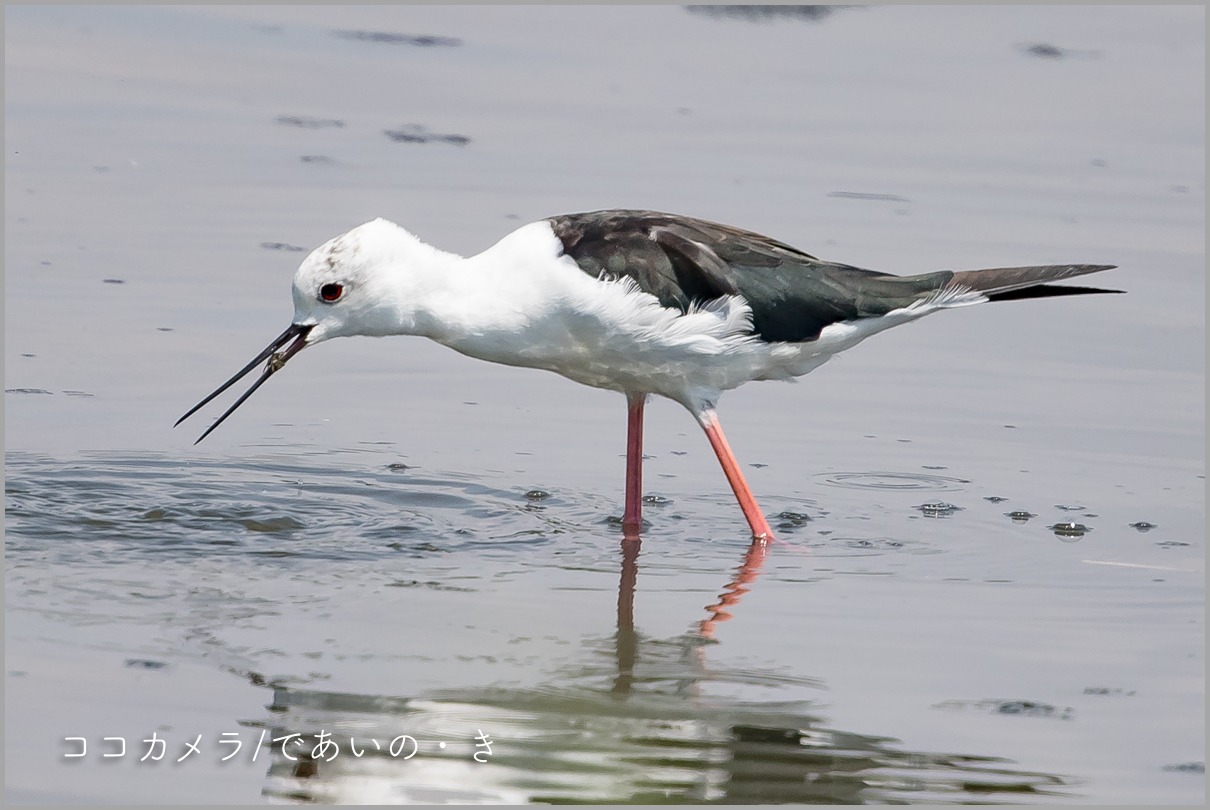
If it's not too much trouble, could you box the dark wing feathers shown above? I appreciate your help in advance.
[650,225,740,297]
[548,210,1118,344]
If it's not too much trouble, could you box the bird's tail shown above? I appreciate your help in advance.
[947,264,1120,302]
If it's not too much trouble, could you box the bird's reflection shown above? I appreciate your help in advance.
[250,533,1072,803]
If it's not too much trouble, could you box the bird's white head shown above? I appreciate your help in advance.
[176,218,456,443]
[292,218,452,344]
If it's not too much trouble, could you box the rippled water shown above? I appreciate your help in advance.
[5,4,1205,805]
[7,445,1204,802]
[12,452,1062,804]
[818,471,970,492]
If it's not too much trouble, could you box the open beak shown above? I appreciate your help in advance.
[175,322,314,444]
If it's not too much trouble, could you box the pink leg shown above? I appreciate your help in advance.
[622,394,646,538]
[698,408,775,541]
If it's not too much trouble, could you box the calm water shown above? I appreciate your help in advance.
[5,5,1205,804]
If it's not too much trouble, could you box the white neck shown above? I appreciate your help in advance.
[399,222,571,351]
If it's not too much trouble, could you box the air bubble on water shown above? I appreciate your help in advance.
[776,510,812,528]
[1050,521,1090,539]
[916,501,961,517]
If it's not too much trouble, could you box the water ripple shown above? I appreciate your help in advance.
[4,452,576,565]
[816,471,971,492]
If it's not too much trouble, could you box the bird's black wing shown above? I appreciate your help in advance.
[547,210,956,343]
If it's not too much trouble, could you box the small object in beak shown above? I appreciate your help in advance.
[266,352,289,373]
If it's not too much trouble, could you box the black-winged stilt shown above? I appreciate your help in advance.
[177,210,1118,541]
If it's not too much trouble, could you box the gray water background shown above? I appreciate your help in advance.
[4,5,1204,804]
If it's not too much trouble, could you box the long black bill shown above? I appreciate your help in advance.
[175,323,314,444]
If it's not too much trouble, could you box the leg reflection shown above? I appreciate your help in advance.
[612,536,641,696]
[612,532,772,697]
[698,539,770,641]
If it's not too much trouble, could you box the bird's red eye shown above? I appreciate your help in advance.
[320,283,344,302]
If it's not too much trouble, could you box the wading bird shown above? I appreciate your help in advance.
[177,210,1117,540]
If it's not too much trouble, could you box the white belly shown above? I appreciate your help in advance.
[444,272,934,409]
